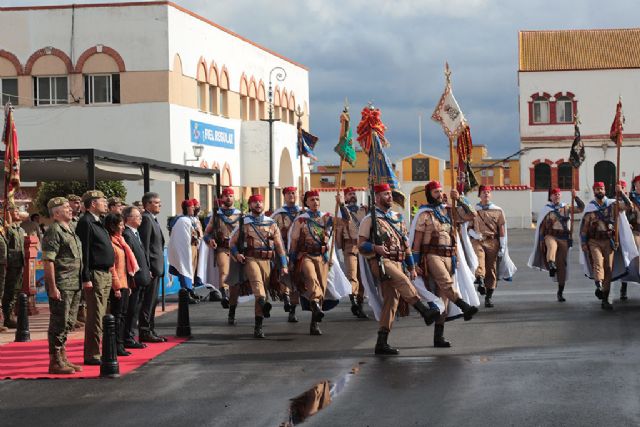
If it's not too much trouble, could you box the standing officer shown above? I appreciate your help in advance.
[270,186,303,322]
[338,186,368,318]
[42,197,83,374]
[67,194,83,232]
[204,187,241,309]
[358,183,440,355]
[230,194,288,338]
[1,203,25,329]
[76,190,115,365]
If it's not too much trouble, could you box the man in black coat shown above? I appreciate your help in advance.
[138,192,166,342]
[122,206,151,348]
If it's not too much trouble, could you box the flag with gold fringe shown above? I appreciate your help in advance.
[2,103,20,212]
[333,107,356,167]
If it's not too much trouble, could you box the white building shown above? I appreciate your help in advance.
[518,29,640,210]
[0,2,311,224]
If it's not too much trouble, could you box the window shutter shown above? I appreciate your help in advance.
[84,75,90,104]
[33,77,38,106]
[112,74,120,104]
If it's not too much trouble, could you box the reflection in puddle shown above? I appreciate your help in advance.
[282,362,364,426]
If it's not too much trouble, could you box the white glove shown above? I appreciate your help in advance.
[468,229,482,240]
[498,236,507,257]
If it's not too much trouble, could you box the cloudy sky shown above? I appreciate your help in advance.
[6,0,640,164]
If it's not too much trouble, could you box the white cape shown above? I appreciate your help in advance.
[473,203,517,280]
[527,203,572,282]
[168,216,193,280]
[579,198,640,281]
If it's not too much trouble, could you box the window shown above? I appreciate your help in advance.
[534,163,551,190]
[556,96,573,123]
[240,95,248,120]
[289,109,295,125]
[84,74,120,105]
[34,76,68,106]
[197,81,207,111]
[558,162,573,189]
[249,98,257,120]
[532,97,550,123]
[0,78,18,105]
[219,89,228,117]
[199,185,209,211]
[209,86,218,115]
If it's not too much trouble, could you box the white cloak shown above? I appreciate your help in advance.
[472,203,517,280]
[168,215,193,280]
[528,203,572,282]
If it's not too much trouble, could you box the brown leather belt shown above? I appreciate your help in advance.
[422,244,455,257]
[216,239,230,249]
[303,244,327,256]
[246,248,274,259]
[548,229,569,238]
[382,248,405,262]
[589,231,611,240]
[343,238,358,246]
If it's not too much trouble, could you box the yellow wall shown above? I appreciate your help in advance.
[400,153,440,182]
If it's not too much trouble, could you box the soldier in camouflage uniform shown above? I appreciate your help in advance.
[1,203,25,329]
[67,194,86,327]
[42,197,83,374]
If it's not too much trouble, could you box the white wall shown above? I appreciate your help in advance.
[466,190,533,229]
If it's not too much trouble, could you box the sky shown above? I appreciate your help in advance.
[5,0,640,165]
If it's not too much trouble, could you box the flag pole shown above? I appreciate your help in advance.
[569,115,579,240]
[614,97,623,249]
[449,135,458,228]
[296,106,305,205]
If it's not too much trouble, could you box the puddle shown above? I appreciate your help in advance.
[281,362,365,426]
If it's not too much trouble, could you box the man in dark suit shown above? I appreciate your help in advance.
[138,192,166,343]
[122,206,151,349]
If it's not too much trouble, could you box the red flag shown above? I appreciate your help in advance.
[610,99,624,147]
[2,105,20,206]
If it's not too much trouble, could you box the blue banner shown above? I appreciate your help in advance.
[190,120,235,149]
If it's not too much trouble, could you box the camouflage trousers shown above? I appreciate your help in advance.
[48,289,81,354]
[1,265,23,316]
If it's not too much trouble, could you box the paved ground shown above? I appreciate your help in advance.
[2,229,640,427]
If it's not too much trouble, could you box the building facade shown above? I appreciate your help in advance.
[444,145,521,189]
[0,2,310,220]
[518,29,640,209]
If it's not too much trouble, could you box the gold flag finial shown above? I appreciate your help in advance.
[445,61,452,85]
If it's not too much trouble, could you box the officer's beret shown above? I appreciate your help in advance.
[47,197,69,210]
[81,190,106,203]
[108,197,122,205]
[66,194,81,202]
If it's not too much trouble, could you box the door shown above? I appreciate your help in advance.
[593,160,616,198]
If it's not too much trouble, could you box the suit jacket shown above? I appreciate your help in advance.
[123,226,152,288]
[75,212,115,282]
[139,210,165,277]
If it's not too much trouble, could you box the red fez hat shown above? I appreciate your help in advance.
[550,188,561,196]
[343,186,357,195]
[181,199,195,209]
[221,187,234,196]
[633,176,640,185]
[593,182,605,189]
[619,180,627,188]
[190,198,199,205]
[478,185,492,197]
[374,183,391,193]
[304,190,320,201]
[248,194,263,204]
[282,186,297,195]
[425,181,442,194]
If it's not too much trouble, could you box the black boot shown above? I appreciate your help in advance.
[257,297,272,318]
[620,282,628,301]
[601,291,613,311]
[548,261,557,277]
[310,300,324,322]
[557,285,566,302]
[413,300,440,326]
[220,287,230,309]
[485,289,494,308]
[310,321,322,336]
[283,294,292,313]
[455,298,478,321]
[374,329,399,355]
[433,324,451,348]
[254,316,265,338]
[349,294,360,317]
[228,305,237,325]
[594,281,603,300]
[475,276,486,295]
[288,305,299,323]
[356,302,369,319]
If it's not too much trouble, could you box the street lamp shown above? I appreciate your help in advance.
[261,66,286,211]
[184,144,204,164]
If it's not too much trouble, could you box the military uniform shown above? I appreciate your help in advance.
[1,221,25,328]
[339,203,368,318]
[230,208,287,338]
[42,200,83,374]
[271,204,302,322]
[205,207,241,307]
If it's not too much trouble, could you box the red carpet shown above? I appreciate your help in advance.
[0,336,188,379]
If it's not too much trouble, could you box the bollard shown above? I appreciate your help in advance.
[100,314,120,378]
[14,292,31,342]
[176,288,192,337]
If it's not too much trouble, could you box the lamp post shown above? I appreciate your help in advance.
[262,66,286,211]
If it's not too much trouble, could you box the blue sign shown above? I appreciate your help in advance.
[190,120,235,149]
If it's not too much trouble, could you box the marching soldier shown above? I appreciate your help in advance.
[204,187,242,309]
[42,197,83,374]
[622,177,640,299]
[230,194,288,338]
[358,183,440,355]
[617,180,633,300]
[270,186,303,322]
[411,181,479,348]
[529,188,584,302]
[338,186,369,319]
[468,185,515,308]
[1,203,25,329]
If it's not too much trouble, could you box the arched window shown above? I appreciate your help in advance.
[532,96,550,124]
[594,160,616,198]
[534,163,551,190]
[556,96,573,123]
[558,162,573,189]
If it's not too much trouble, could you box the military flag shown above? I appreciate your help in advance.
[431,63,468,141]
[333,106,356,167]
[456,124,478,194]
[569,121,585,168]
[298,127,318,161]
[610,98,624,147]
[2,103,20,213]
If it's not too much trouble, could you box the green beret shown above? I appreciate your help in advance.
[66,194,81,202]
[82,190,105,203]
[47,197,69,210]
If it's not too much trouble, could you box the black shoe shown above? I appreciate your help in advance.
[117,346,132,357]
[455,298,478,321]
[253,316,265,338]
[140,333,163,343]
[356,302,369,319]
[374,330,399,355]
[228,305,237,325]
[310,321,322,336]
[601,300,614,311]
[288,305,299,323]
[484,289,494,308]
[257,298,272,319]
[414,300,440,326]
[349,294,359,317]
[433,324,451,348]
[548,261,557,277]
[310,300,325,322]
[594,281,603,300]
[283,295,292,313]
[123,340,145,349]
[221,298,230,309]
[620,282,628,301]
[475,276,486,295]
[84,358,101,366]
[557,285,566,302]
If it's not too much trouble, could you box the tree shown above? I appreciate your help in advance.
[35,181,127,216]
